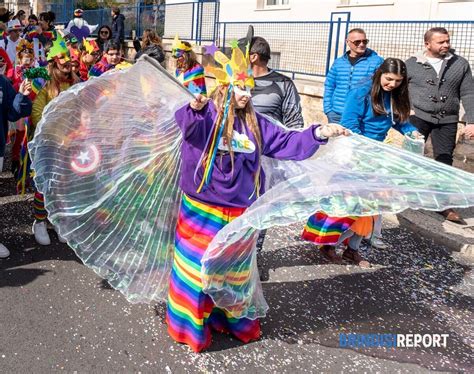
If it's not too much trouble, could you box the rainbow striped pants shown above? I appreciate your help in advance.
[166,194,260,352]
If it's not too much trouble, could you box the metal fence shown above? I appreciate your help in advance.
[218,15,474,79]
[46,1,473,79]
[217,21,331,78]
[48,0,219,42]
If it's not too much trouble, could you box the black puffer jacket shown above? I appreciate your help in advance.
[134,44,165,64]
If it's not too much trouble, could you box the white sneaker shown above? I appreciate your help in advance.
[370,237,388,250]
[0,243,10,258]
[33,221,51,246]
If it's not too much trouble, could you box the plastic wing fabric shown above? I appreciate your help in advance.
[29,56,192,303]
[201,133,474,320]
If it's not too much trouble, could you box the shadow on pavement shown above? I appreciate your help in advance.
[256,226,473,371]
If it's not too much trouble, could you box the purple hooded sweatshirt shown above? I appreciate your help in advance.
[175,100,327,208]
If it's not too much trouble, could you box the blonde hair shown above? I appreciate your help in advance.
[208,85,262,195]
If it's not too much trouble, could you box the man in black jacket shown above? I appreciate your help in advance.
[406,27,474,223]
[249,36,304,129]
[111,6,125,48]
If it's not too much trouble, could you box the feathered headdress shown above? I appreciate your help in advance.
[46,34,70,63]
[16,39,34,57]
[171,35,192,58]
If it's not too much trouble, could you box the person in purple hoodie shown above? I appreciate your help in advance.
[167,44,348,352]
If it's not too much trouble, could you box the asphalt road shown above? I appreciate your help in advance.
[1,166,473,373]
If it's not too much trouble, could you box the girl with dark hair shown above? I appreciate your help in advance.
[302,58,420,267]
[13,10,26,26]
[95,25,112,52]
[37,11,56,47]
[28,14,38,25]
[172,36,206,95]
[22,14,38,36]
[342,57,413,140]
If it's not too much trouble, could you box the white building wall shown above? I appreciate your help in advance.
[165,0,473,78]
[216,0,473,22]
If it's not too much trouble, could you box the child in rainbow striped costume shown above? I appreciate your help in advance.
[169,42,348,352]
[172,36,207,96]
[302,58,420,267]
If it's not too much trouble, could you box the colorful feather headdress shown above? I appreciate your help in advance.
[46,33,70,63]
[171,35,192,58]
[195,37,255,194]
[16,39,34,57]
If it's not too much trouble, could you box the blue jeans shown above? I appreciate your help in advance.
[326,111,342,124]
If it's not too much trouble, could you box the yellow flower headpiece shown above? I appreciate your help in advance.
[171,35,192,58]
[205,41,254,90]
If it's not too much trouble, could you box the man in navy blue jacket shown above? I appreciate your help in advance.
[0,75,32,258]
[324,28,383,124]
[111,6,125,48]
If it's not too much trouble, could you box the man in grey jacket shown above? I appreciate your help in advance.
[406,27,474,223]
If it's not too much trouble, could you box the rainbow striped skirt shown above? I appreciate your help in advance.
[302,212,372,245]
[166,194,261,352]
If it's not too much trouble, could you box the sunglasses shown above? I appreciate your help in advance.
[100,31,109,35]
[348,39,369,46]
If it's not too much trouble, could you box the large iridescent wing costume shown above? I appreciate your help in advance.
[29,56,474,315]
[202,136,474,319]
[29,56,193,303]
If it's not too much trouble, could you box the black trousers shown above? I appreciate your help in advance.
[409,115,458,166]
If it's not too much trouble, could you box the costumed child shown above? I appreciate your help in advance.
[88,40,131,78]
[172,35,206,96]
[302,58,420,267]
[78,38,101,81]
[10,39,35,177]
[0,73,32,258]
[23,12,55,65]
[68,45,81,77]
[167,43,348,352]
[31,34,79,245]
